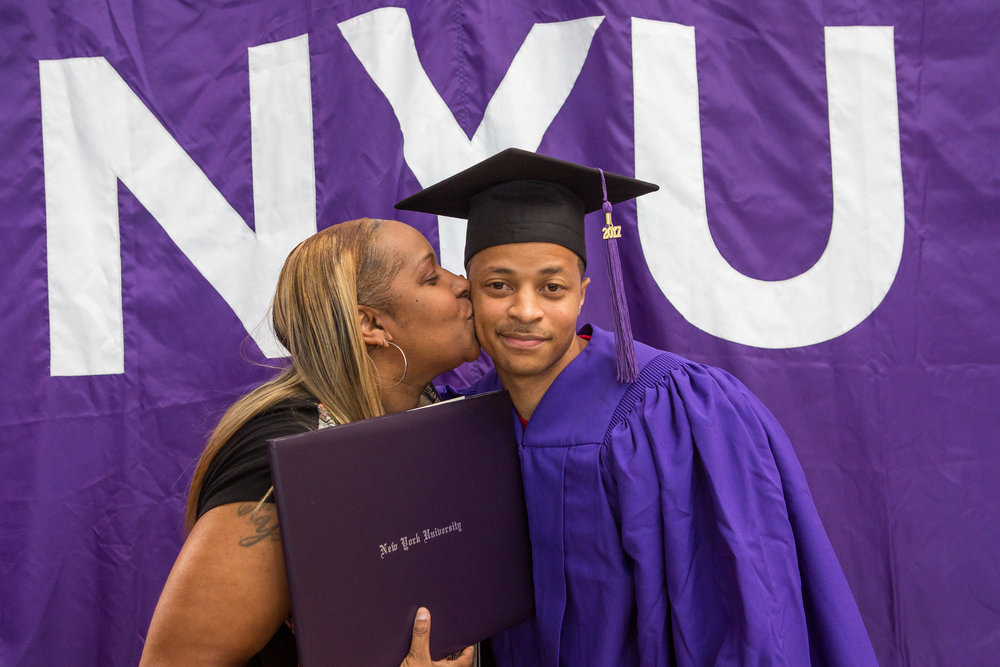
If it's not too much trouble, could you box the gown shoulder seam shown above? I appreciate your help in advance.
[603,352,687,444]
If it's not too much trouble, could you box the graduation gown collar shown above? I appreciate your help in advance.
[520,324,640,448]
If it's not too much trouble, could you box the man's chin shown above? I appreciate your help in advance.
[488,353,548,380]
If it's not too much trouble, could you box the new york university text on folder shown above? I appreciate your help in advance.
[267,391,533,666]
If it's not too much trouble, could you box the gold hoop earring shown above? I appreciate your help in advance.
[384,341,408,389]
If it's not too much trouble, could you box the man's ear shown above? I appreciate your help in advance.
[358,306,389,347]
[578,276,591,313]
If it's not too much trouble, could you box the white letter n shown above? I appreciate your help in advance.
[40,35,316,376]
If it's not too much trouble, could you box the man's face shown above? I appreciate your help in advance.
[467,242,589,385]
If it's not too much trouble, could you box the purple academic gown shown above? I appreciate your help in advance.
[452,325,877,667]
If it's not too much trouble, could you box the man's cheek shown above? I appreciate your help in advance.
[473,316,492,349]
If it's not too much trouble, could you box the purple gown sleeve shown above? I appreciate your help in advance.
[606,362,877,666]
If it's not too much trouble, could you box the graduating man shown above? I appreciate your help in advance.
[397,149,877,666]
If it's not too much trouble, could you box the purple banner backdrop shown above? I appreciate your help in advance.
[1,1,998,664]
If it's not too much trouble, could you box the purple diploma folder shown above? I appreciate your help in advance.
[268,390,534,666]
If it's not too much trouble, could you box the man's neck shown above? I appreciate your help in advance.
[497,335,588,421]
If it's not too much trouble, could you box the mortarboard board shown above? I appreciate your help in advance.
[395,148,659,383]
[394,148,658,266]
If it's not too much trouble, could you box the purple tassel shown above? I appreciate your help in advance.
[599,169,638,383]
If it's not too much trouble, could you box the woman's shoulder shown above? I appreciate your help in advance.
[242,399,319,432]
[197,399,318,519]
[216,399,319,468]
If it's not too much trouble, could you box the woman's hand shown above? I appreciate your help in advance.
[400,607,474,667]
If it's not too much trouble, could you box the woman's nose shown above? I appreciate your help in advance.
[444,269,471,299]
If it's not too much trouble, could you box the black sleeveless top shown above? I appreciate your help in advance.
[197,401,317,666]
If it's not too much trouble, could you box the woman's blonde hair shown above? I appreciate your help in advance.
[184,218,402,530]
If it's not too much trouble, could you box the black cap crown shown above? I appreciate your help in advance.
[394,148,658,266]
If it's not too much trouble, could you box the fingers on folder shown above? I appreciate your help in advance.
[400,607,474,667]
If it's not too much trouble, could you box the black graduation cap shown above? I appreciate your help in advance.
[395,148,658,267]
[395,148,659,383]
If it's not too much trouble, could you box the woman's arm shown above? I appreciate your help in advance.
[142,501,476,667]
[140,501,290,666]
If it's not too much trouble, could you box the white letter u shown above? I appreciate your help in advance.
[633,21,904,348]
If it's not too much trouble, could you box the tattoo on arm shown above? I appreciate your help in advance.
[236,502,281,547]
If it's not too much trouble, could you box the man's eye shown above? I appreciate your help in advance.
[488,281,508,291]
[425,273,439,284]
[543,284,563,293]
